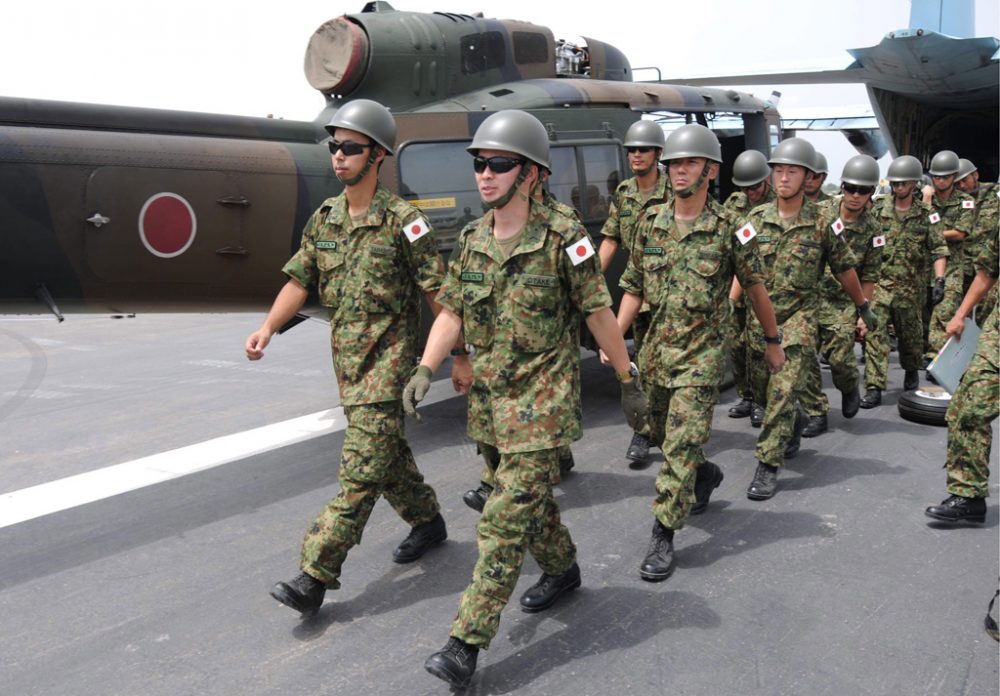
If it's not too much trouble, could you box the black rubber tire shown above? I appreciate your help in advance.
[898,386,950,427]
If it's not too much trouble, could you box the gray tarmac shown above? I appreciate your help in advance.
[0,313,997,696]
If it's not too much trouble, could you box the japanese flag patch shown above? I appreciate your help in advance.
[929,212,941,224]
[962,199,975,209]
[831,218,845,236]
[403,216,431,243]
[735,222,758,246]
[566,236,596,265]
[873,235,886,248]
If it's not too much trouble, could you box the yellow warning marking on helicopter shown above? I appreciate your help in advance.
[411,197,456,210]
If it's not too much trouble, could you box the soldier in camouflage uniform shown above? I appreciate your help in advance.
[739,138,875,501]
[597,119,671,467]
[861,155,948,406]
[405,110,647,689]
[797,156,883,436]
[924,150,977,365]
[245,100,448,617]
[616,124,784,581]
[804,151,832,203]
[925,228,999,524]
[724,149,777,426]
[956,158,999,325]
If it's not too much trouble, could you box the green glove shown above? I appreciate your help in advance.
[856,301,878,333]
[620,377,649,432]
[403,365,433,422]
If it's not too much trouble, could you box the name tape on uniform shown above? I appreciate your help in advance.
[736,222,758,246]
[403,216,431,243]
[566,236,596,265]
[831,218,845,235]
[873,235,886,247]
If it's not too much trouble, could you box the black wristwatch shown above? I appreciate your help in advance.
[450,346,469,356]
[764,334,781,345]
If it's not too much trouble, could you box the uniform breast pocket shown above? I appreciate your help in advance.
[358,256,403,315]
[462,282,495,349]
[788,241,823,290]
[510,284,562,353]
[317,251,346,308]
[641,253,671,308]
[684,249,724,311]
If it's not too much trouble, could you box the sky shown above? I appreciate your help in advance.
[3,0,997,181]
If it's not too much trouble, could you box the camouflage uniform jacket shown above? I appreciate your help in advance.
[744,198,858,348]
[619,196,765,388]
[599,172,671,254]
[436,202,612,453]
[929,189,976,282]
[816,197,883,305]
[972,228,999,369]
[282,184,444,406]
[723,187,777,220]
[541,188,583,224]
[871,196,949,304]
[965,183,1000,277]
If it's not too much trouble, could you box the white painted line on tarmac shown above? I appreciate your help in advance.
[0,380,459,529]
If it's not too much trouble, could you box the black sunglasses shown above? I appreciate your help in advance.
[740,181,766,193]
[842,183,875,195]
[472,155,525,174]
[889,180,912,186]
[328,140,373,156]
[625,146,655,154]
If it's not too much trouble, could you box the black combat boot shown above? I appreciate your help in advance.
[639,520,676,582]
[925,495,987,524]
[747,462,779,500]
[625,432,651,466]
[903,370,919,391]
[784,408,807,459]
[559,449,575,475]
[269,571,326,616]
[519,562,581,612]
[801,413,828,438]
[691,461,724,515]
[728,396,754,418]
[841,385,861,418]
[462,483,493,512]
[750,403,764,428]
[392,513,447,563]
[424,636,479,688]
[859,389,882,409]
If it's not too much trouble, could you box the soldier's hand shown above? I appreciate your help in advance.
[945,314,965,341]
[764,343,785,374]
[931,276,946,306]
[245,329,272,361]
[856,301,878,334]
[403,365,433,422]
[620,377,649,432]
[451,355,472,395]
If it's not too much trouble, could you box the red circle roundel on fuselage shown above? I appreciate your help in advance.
[138,193,197,258]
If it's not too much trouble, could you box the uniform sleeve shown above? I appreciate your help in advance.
[976,232,999,279]
[822,217,859,276]
[399,210,446,295]
[562,225,612,314]
[859,217,883,284]
[434,230,468,316]
[731,220,765,290]
[619,208,655,297]
[925,211,950,259]
[952,197,975,235]
[599,191,622,241]
[281,207,324,289]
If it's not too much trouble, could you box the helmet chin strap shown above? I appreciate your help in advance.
[482,163,534,210]
[336,146,381,186]
[674,161,711,198]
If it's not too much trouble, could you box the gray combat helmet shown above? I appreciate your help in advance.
[732,149,771,187]
[325,98,397,155]
[812,152,829,175]
[840,155,880,187]
[928,150,960,176]
[886,155,923,182]
[768,138,817,171]
[957,158,978,181]
[660,123,721,163]
[624,120,665,149]
[467,110,551,171]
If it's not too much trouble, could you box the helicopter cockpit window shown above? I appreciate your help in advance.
[461,32,506,74]
[547,144,621,224]
[397,141,482,252]
[512,32,548,64]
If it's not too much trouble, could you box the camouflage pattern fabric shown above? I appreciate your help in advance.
[863,196,948,390]
[300,402,440,587]
[646,383,719,529]
[926,189,976,360]
[477,442,571,488]
[600,172,672,252]
[963,183,999,285]
[800,199,882,414]
[742,198,857,466]
[451,448,575,648]
[282,184,445,406]
[944,233,999,498]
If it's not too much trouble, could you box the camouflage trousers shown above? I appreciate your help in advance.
[944,334,999,499]
[800,302,860,416]
[926,273,965,361]
[863,296,925,390]
[632,310,653,438]
[729,302,752,400]
[451,448,575,649]
[749,344,809,467]
[647,383,719,529]
[476,443,571,488]
[300,401,440,588]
